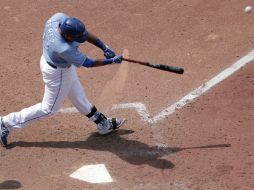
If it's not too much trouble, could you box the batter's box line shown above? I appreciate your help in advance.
[60,50,254,124]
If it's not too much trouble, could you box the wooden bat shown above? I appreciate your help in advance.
[122,58,184,74]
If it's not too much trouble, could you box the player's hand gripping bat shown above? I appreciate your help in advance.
[122,58,184,74]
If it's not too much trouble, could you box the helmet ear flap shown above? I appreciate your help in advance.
[59,24,73,41]
[59,21,72,41]
[62,33,74,42]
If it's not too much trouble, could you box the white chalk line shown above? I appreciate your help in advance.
[59,50,254,123]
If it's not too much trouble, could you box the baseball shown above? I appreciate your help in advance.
[245,6,252,13]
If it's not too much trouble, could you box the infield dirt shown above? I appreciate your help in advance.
[0,0,254,189]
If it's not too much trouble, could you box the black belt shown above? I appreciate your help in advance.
[47,61,57,69]
[47,61,71,69]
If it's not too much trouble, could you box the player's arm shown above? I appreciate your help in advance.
[60,46,122,68]
[82,56,122,68]
[86,32,116,59]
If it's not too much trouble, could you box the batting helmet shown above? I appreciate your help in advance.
[59,17,88,43]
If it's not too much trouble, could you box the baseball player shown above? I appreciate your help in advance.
[0,12,126,147]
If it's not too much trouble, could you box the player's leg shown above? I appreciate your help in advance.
[67,78,93,115]
[67,79,126,135]
[2,57,74,129]
[0,56,74,146]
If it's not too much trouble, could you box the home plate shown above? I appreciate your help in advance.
[70,164,113,183]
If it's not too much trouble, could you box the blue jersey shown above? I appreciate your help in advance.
[43,13,87,68]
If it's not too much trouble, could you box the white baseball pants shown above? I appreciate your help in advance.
[3,55,93,130]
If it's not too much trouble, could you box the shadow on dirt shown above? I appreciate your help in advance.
[0,180,22,189]
[8,129,231,170]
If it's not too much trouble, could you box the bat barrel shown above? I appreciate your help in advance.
[122,57,184,74]
[148,63,184,74]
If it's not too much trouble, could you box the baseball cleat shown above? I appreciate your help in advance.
[97,118,127,135]
[0,117,9,147]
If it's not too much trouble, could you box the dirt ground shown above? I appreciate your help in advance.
[0,0,254,189]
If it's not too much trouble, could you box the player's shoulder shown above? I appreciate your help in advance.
[48,12,70,23]
[52,12,69,19]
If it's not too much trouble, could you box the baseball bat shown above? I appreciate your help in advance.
[122,58,184,74]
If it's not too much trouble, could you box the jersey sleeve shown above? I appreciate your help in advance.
[60,47,87,67]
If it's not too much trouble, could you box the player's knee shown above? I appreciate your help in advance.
[41,106,58,116]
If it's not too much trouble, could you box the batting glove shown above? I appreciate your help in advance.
[112,55,123,64]
[104,46,116,59]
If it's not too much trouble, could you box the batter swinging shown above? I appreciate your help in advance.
[0,12,126,147]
